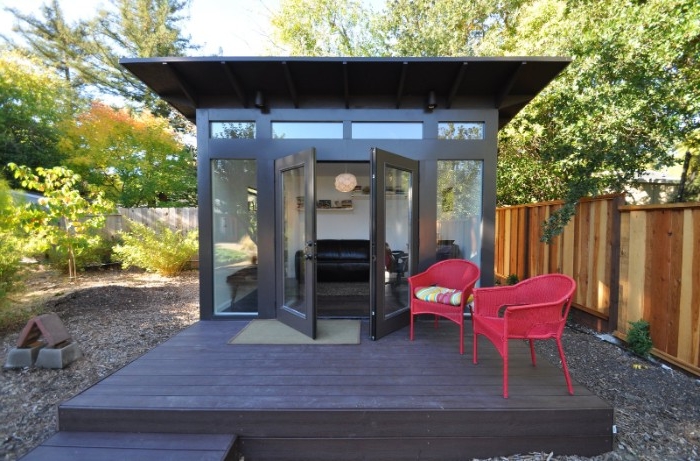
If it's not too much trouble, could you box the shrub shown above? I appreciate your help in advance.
[0,179,23,299]
[627,319,653,358]
[113,221,198,276]
[505,274,520,285]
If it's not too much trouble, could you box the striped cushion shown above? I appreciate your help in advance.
[414,286,463,306]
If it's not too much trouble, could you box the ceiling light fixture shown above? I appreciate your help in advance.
[335,170,357,193]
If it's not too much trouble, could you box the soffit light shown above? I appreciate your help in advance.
[335,172,357,193]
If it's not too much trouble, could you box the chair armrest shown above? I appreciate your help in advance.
[472,285,519,317]
[407,271,436,291]
[502,301,568,337]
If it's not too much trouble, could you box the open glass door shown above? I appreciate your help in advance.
[370,148,419,340]
[275,148,316,338]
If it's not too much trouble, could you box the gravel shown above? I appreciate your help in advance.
[2,269,699,461]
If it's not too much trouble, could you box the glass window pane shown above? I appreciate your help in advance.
[437,161,483,267]
[352,122,422,139]
[282,166,306,313]
[212,159,258,315]
[438,122,484,140]
[385,166,412,318]
[210,122,255,139]
[272,122,343,139]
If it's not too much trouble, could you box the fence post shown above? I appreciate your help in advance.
[608,194,625,332]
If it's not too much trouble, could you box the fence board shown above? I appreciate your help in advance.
[496,198,700,375]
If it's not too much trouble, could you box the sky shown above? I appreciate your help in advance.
[0,0,282,56]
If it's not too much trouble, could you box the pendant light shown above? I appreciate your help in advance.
[334,165,357,193]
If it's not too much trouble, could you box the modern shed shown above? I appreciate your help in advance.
[120,56,569,340]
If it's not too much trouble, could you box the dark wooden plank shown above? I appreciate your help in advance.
[39,319,613,460]
[20,432,236,461]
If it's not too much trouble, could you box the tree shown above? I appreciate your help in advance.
[270,0,700,239]
[82,0,198,118]
[4,0,197,122]
[478,0,700,239]
[60,102,196,207]
[2,0,90,90]
[270,0,382,56]
[0,49,76,185]
[8,163,114,281]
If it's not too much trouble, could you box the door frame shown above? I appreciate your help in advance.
[275,148,317,338]
[370,148,419,340]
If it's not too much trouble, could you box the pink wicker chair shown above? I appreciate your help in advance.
[408,260,480,354]
[472,274,576,398]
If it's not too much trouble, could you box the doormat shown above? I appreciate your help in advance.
[228,319,361,345]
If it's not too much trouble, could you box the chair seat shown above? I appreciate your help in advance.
[413,286,463,306]
[408,260,480,355]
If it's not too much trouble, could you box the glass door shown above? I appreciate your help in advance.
[275,148,317,338]
[370,148,419,340]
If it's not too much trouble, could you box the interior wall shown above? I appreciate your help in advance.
[316,164,370,240]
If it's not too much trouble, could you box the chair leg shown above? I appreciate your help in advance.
[410,313,414,341]
[529,339,536,366]
[502,346,509,398]
[556,338,574,395]
[472,332,478,364]
[434,315,439,329]
[459,319,464,355]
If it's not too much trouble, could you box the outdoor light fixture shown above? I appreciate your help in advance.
[334,170,357,193]
[427,90,437,111]
[254,91,265,109]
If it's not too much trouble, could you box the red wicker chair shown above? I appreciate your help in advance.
[408,260,480,354]
[472,274,576,398]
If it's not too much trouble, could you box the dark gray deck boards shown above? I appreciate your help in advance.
[30,320,612,460]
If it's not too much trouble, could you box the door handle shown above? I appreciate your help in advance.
[304,241,316,260]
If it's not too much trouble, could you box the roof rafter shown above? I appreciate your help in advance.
[446,62,468,109]
[161,62,197,108]
[220,62,248,108]
[281,61,299,108]
[396,62,408,109]
[495,62,526,109]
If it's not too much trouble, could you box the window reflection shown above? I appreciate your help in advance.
[436,161,483,266]
[212,159,258,315]
[352,122,422,139]
[438,122,484,140]
[272,122,343,139]
[210,122,255,139]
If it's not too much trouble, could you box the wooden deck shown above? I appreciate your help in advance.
[22,320,613,461]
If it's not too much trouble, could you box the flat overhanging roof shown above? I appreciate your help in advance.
[120,56,570,128]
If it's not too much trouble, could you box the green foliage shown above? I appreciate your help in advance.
[505,274,519,285]
[214,247,248,266]
[8,163,115,280]
[60,102,197,207]
[113,220,198,276]
[0,178,24,299]
[270,0,700,240]
[627,319,653,358]
[0,50,75,185]
[6,0,197,120]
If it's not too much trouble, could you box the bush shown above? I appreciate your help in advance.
[113,221,198,276]
[0,180,23,299]
[627,319,653,358]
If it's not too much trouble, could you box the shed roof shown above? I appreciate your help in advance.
[120,56,570,127]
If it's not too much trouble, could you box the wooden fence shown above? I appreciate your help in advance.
[495,196,700,375]
[617,203,700,375]
[104,207,198,237]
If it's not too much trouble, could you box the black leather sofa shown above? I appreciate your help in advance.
[295,239,370,282]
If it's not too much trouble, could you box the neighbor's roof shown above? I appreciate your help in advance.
[120,56,570,128]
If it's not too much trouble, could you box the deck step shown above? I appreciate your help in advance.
[20,431,240,461]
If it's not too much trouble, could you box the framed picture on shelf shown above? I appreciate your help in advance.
[341,199,353,208]
[317,199,331,209]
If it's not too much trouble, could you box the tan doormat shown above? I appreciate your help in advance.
[228,319,361,345]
